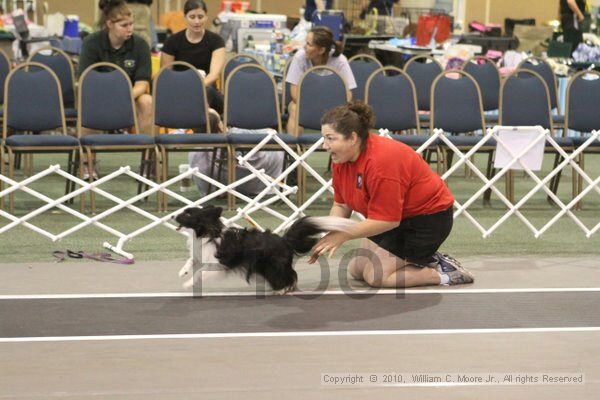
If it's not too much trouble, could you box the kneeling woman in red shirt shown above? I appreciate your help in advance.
[309,102,474,287]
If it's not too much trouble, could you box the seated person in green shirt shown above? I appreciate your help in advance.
[79,0,153,137]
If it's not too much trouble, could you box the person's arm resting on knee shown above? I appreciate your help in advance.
[309,202,399,262]
[132,80,149,99]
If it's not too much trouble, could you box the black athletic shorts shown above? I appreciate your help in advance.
[367,206,453,266]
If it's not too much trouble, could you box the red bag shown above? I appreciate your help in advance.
[415,14,452,46]
[220,1,250,12]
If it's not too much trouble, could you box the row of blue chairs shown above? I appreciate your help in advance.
[348,54,567,128]
[0,47,274,124]
[1,52,599,212]
[0,59,303,212]
[296,55,600,199]
[361,63,600,204]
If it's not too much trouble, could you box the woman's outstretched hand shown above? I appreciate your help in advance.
[308,231,351,264]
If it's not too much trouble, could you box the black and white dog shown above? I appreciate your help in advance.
[173,206,355,294]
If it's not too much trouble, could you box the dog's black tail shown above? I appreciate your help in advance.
[283,216,357,255]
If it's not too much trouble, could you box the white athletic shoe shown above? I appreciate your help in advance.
[435,252,474,285]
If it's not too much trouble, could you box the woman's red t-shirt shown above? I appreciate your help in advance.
[332,134,454,221]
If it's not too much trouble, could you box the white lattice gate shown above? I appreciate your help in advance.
[1,128,599,258]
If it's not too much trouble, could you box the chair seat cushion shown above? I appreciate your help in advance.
[228,132,297,145]
[443,135,497,148]
[572,136,600,148]
[439,135,571,149]
[546,137,573,148]
[297,133,323,145]
[155,133,227,145]
[80,133,155,146]
[5,134,79,147]
[391,134,439,148]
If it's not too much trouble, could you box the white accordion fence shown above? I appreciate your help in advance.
[1,127,599,259]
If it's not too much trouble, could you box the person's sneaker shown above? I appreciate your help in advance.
[434,252,474,285]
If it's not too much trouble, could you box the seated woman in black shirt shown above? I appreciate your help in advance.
[80,0,153,133]
[78,0,153,178]
[161,0,226,113]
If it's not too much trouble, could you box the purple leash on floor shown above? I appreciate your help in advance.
[52,250,135,265]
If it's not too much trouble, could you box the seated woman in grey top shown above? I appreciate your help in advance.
[285,26,356,136]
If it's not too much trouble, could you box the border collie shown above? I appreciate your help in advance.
[174,206,356,294]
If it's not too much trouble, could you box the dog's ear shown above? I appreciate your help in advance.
[204,206,223,220]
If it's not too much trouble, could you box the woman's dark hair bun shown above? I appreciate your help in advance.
[347,101,375,130]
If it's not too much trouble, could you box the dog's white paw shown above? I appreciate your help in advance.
[273,284,297,296]
[182,276,195,290]
[178,262,192,277]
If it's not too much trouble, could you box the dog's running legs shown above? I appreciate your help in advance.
[272,282,298,296]
[182,269,227,290]
[178,258,194,277]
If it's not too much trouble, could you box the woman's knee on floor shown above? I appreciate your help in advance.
[348,257,365,281]
[361,261,389,287]
[361,253,408,288]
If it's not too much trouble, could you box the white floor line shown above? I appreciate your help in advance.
[2,287,600,300]
[1,327,599,343]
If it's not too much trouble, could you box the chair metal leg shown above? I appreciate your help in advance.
[86,148,96,213]
[162,148,169,211]
[483,151,494,205]
[466,153,474,178]
[215,148,226,193]
[207,148,218,195]
[14,152,21,171]
[65,150,74,203]
[155,147,161,212]
[423,148,431,166]
[299,160,306,206]
[8,149,15,213]
[137,149,152,201]
[137,151,145,196]
[227,146,235,211]
[144,149,153,201]
[577,153,585,210]
[446,150,454,172]
[279,151,297,204]
[505,170,514,204]
[73,151,81,204]
[297,146,306,206]
[24,153,33,177]
[0,145,4,211]
[547,153,562,204]
[572,152,577,209]
[78,147,86,214]
[436,147,443,175]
